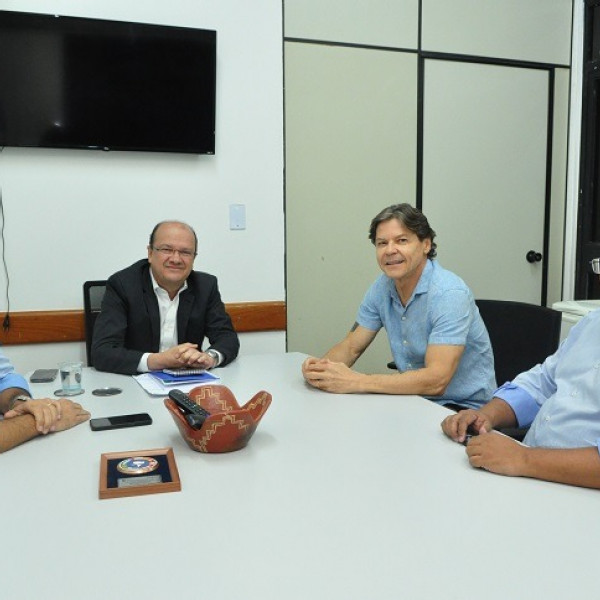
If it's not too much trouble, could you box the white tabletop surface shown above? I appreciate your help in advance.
[2,352,599,599]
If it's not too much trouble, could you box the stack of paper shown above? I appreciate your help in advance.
[149,370,218,386]
[133,371,220,396]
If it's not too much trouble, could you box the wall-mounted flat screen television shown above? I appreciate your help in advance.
[0,10,216,154]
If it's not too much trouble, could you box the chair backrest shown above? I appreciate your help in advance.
[475,299,562,386]
[83,280,107,367]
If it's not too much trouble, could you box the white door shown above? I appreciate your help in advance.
[285,42,418,373]
[422,59,549,303]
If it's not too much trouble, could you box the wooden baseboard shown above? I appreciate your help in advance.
[0,301,286,345]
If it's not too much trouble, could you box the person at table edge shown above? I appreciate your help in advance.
[0,351,90,453]
[442,266,600,489]
[302,203,495,409]
[92,220,239,375]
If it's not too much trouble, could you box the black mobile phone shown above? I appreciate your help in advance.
[30,369,59,383]
[89,413,152,431]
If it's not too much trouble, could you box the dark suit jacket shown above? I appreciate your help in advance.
[91,259,239,375]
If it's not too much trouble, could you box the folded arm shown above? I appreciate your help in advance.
[322,324,377,366]
[303,324,464,395]
[360,343,464,396]
[440,396,600,488]
[0,412,40,453]
[0,389,90,453]
[148,283,239,371]
[147,343,215,371]
[441,397,518,443]
[466,432,600,489]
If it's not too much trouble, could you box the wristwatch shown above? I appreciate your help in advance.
[206,349,220,368]
[8,394,31,411]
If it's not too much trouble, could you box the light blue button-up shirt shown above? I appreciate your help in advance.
[0,350,30,405]
[495,308,600,452]
[357,260,495,408]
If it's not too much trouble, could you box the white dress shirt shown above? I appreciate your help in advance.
[137,272,188,372]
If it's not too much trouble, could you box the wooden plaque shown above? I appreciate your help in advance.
[99,447,181,500]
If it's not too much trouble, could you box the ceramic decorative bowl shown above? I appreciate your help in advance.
[164,385,272,453]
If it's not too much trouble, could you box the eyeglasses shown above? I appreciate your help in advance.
[590,258,600,275]
[152,246,197,259]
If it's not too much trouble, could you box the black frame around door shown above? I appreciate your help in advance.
[577,0,600,298]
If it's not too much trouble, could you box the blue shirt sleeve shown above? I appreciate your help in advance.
[493,329,565,428]
[0,351,30,398]
[428,289,471,346]
[494,382,540,428]
[356,280,384,332]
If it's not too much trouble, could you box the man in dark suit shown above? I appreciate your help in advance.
[91,221,239,375]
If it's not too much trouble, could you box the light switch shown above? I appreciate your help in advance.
[229,204,246,230]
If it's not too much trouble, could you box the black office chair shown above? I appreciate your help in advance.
[475,299,562,387]
[475,299,562,440]
[83,280,107,367]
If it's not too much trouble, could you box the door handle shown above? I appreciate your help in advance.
[526,250,542,263]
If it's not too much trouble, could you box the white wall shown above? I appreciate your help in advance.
[0,1,286,371]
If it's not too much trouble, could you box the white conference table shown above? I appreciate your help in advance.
[2,352,599,599]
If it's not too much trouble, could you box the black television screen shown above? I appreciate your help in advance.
[0,11,216,154]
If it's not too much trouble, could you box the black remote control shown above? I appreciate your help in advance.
[168,389,211,429]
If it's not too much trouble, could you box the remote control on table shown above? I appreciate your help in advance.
[168,389,211,429]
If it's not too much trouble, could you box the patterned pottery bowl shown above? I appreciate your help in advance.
[164,385,272,453]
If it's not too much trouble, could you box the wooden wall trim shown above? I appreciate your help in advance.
[0,301,286,345]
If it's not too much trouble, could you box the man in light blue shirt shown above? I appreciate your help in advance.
[442,302,600,489]
[302,203,495,408]
[0,351,90,452]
